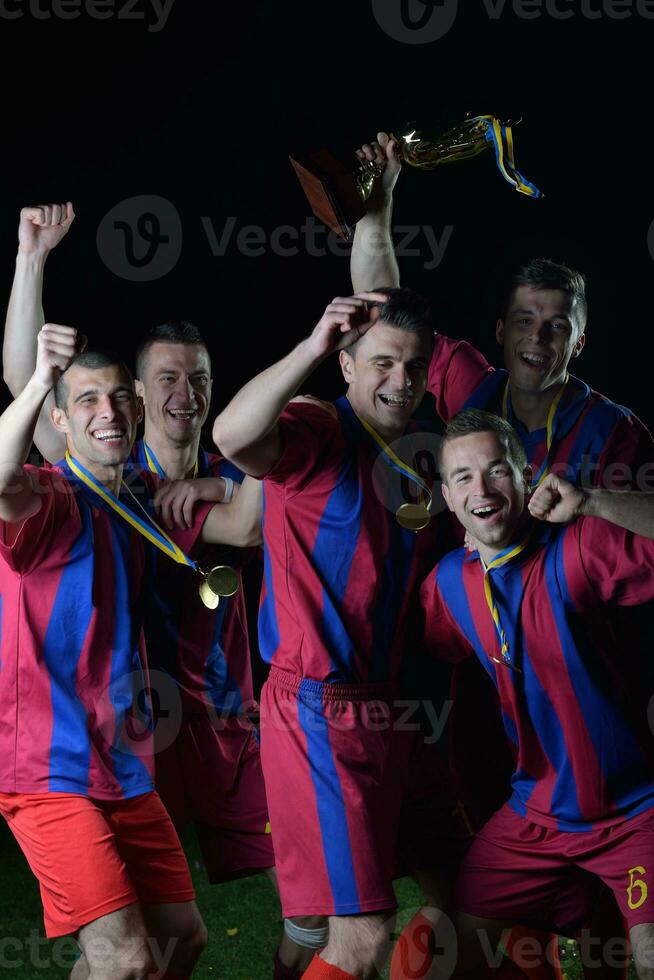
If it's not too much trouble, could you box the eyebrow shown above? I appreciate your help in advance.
[369,354,429,365]
[449,457,508,478]
[73,385,133,403]
[155,368,209,376]
[511,307,572,321]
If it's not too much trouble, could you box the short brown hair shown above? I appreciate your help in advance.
[439,409,528,481]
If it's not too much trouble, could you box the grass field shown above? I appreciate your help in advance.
[0,818,633,979]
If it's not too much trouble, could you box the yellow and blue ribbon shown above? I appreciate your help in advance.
[64,452,198,572]
[143,441,199,479]
[476,115,542,199]
[355,413,433,510]
[501,375,569,487]
[481,534,531,672]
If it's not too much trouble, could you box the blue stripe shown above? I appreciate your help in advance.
[107,520,153,794]
[435,551,497,682]
[553,531,654,817]
[258,490,280,663]
[296,681,360,912]
[495,556,588,824]
[311,452,362,681]
[204,597,243,715]
[44,502,95,793]
[560,397,628,486]
[370,517,418,683]
[461,370,507,413]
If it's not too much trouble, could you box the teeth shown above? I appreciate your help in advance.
[169,410,195,418]
[472,505,499,516]
[93,430,124,441]
[379,394,409,406]
[521,353,547,365]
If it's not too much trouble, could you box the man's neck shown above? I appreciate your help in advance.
[143,428,200,480]
[508,379,566,434]
[474,514,533,567]
[78,459,124,497]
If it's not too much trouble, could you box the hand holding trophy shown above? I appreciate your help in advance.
[290,114,542,241]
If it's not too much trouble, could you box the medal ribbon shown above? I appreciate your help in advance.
[355,413,433,509]
[501,375,570,487]
[143,441,199,479]
[64,451,198,572]
[481,534,531,671]
[477,115,542,199]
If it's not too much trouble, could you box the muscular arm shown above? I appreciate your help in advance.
[2,204,74,463]
[199,475,263,547]
[0,324,81,523]
[529,473,654,539]
[350,134,401,293]
[212,293,385,477]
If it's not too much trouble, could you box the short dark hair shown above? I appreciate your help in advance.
[501,258,588,331]
[135,320,209,379]
[439,408,528,482]
[347,286,435,357]
[54,349,134,409]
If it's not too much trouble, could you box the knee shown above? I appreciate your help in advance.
[179,917,208,963]
[89,942,155,980]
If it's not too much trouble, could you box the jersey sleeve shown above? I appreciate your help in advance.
[419,564,475,663]
[0,466,81,574]
[565,516,654,607]
[264,401,345,494]
[596,412,654,491]
[427,334,495,421]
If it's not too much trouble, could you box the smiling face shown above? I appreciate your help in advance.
[339,322,432,441]
[135,342,212,447]
[497,286,586,395]
[441,429,530,559]
[51,363,141,468]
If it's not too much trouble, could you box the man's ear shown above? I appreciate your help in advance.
[134,379,145,400]
[50,406,70,434]
[523,464,533,493]
[441,481,454,512]
[571,331,586,359]
[496,318,505,345]
[339,349,355,384]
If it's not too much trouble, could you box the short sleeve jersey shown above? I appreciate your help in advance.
[259,397,444,685]
[428,335,654,488]
[0,463,160,798]
[131,439,254,717]
[420,519,654,830]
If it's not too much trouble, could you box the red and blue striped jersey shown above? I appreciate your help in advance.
[259,398,444,685]
[0,462,198,799]
[420,518,654,830]
[428,335,654,487]
[132,439,254,717]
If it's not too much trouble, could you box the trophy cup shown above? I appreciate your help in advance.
[289,115,541,241]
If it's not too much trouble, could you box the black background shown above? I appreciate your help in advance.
[0,0,651,424]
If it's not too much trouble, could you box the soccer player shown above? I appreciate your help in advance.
[420,408,654,980]
[2,204,319,978]
[350,134,654,978]
[212,289,466,980]
[0,323,257,978]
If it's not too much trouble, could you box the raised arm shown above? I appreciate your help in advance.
[529,473,654,539]
[3,203,75,463]
[350,133,402,293]
[0,324,82,523]
[212,292,386,477]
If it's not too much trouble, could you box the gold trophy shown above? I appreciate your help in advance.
[289,114,541,241]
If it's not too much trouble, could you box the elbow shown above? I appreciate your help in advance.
[212,415,237,461]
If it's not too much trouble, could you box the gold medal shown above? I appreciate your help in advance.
[206,565,240,597]
[199,579,220,610]
[396,503,431,532]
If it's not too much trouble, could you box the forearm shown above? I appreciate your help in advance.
[213,337,325,459]
[583,489,654,539]
[0,376,50,496]
[3,252,46,394]
[351,200,399,293]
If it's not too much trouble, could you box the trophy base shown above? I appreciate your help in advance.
[289,150,366,242]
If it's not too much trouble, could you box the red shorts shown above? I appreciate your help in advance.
[260,669,466,918]
[455,802,654,935]
[0,790,195,938]
[155,715,274,883]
